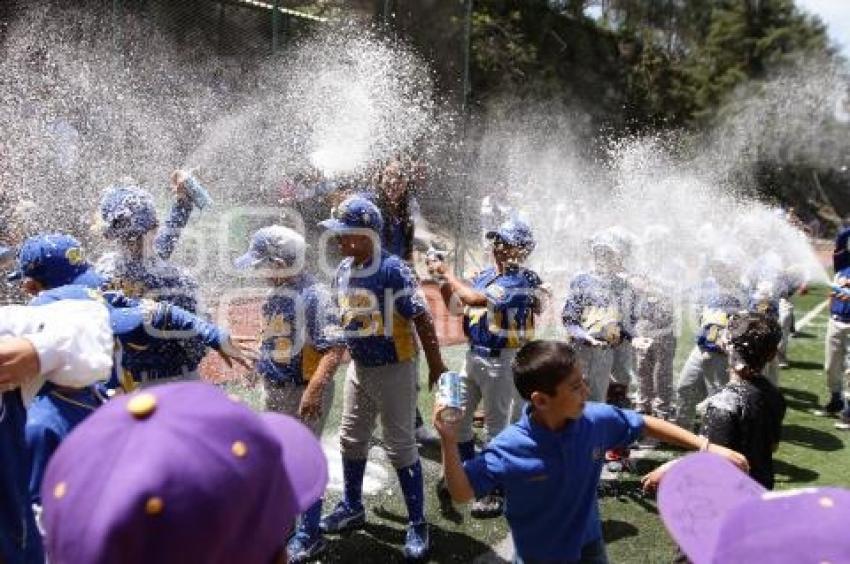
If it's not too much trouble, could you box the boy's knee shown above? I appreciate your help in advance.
[339,433,370,460]
[386,444,419,470]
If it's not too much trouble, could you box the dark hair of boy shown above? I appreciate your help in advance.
[725,312,782,375]
[512,340,577,400]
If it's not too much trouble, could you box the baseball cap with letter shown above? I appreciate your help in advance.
[7,233,104,289]
[318,195,384,232]
[234,225,306,270]
[41,382,328,564]
[658,452,850,564]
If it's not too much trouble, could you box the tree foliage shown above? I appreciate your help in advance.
[471,0,833,131]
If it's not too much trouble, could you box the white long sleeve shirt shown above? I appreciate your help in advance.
[0,300,113,402]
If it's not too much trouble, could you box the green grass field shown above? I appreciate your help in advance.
[227,287,849,563]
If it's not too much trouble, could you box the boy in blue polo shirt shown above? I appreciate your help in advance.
[318,195,447,560]
[435,339,749,564]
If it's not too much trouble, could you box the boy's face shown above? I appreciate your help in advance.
[492,241,526,265]
[335,233,373,260]
[534,364,589,420]
[22,277,43,296]
[592,246,621,274]
[261,258,297,287]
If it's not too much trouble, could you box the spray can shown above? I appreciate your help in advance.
[183,174,214,210]
[436,371,464,423]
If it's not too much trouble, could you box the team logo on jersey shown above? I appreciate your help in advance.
[65,247,85,265]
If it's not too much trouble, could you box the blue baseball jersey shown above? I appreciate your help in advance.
[633,275,678,337]
[830,268,850,321]
[95,259,206,373]
[31,285,227,387]
[693,279,745,352]
[258,275,342,384]
[561,272,637,344]
[26,383,105,504]
[0,391,44,563]
[96,200,206,372]
[334,251,427,367]
[464,266,542,350]
[834,226,850,272]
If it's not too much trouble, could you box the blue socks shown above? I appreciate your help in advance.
[396,460,425,524]
[299,499,323,537]
[342,458,367,511]
[458,440,476,463]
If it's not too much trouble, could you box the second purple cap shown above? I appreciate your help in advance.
[658,452,850,564]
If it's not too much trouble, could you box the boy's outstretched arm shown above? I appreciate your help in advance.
[433,405,476,504]
[640,415,750,492]
[642,415,749,471]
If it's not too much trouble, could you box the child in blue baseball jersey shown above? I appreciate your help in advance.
[318,195,447,560]
[434,340,749,564]
[427,217,547,518]
[233,225,345,563]
[562,229,638,403]
[94,172,207,382]
[824,266,850,426]
[9,233,253,512]
[0,300,114,564]
[10,233,251,390]
[674,251,746,431]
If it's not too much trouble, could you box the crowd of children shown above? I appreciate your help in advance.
[1,159,848,564]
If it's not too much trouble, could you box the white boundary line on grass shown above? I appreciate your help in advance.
[796,299,829,331]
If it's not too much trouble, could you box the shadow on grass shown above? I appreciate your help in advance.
[782,424,844,452]
[434,483,464,524]
[602,519,640,543]
[787,360,823,370]
[781,388,821,411]
[418,443,443,464]
[774,458,820,484]
[791,330,816,339]
[322,518,497,563]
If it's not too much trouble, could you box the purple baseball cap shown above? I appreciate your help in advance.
[658,453,850,564]
[41,382,328,564]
